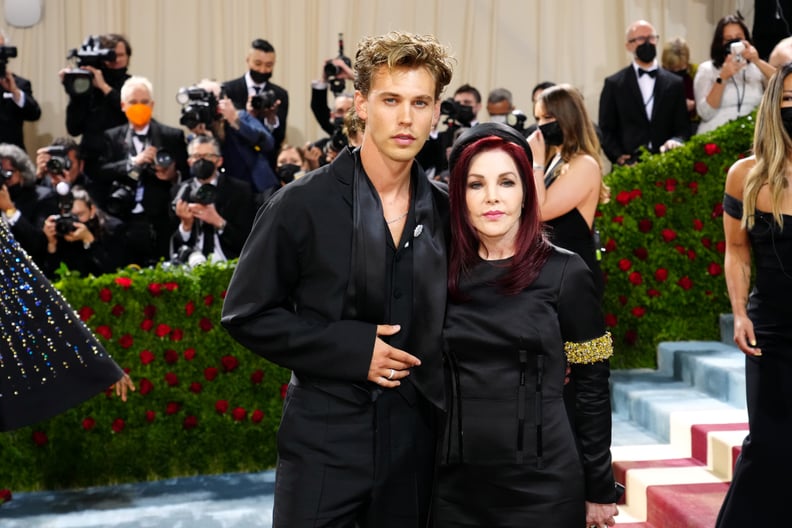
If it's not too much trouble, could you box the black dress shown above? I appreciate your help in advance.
[716,195,792,527]
[0,221,124,432]
[437,248,620,527]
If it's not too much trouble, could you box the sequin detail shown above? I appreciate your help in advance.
[564,332,613,364]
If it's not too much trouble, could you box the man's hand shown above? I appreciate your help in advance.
[174,199,194,230]
[0,185,14,211]
[187,202,223,229]
[132,145,157,167]
[659,139,683,153]
[43,215,58,246]
[0,71,20,102]
[84,65,112,94]
[367,324,421,388]
[218,97,239,128]
[322,58,354,82]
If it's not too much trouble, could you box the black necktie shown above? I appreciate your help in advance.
[201,222,215,257]
[252,85,262,94]
[638,68,657,78]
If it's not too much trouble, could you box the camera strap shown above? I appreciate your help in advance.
[201,221,215,256]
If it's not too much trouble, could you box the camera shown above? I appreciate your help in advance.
[505,110,529,134]
[251,89,277,110]
[0,45,17,78]
[169,244,207,269]
[128,148,174,181]
[177,86,220,129]
[730,41,746,63]
[45,145,72,175]
[182,183,217,206]
[63,35,117,97]
[440,98,475,128]
[53,182,78,236]
[1,169,13,182]
[328,116,348,153]
[324,33,353,95]
[106,180,136,219]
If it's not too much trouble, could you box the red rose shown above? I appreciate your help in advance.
[280,383,289,399]
[115,276,132,289]
[708,262,723,276]
[204,294,214,306]
[183,348,196,361]
[170,328,184,342]
[78,306,94,322]
[654,204,667,218]
[164,349,179,365]
[624,329,638,345]
[0,488,12,503]
[689,181,699,194]
[618,259,632,271]
[215,400,229,414]
[618,295,628,306]
[140,319,154,332]
[164,282,179,292]
[655,268,669,282]
[692,219,704,231]
[712,203,724,218]
[701,237,712,249]
[703,143,721,156]
[674,245,686,255]
[143,304,157,319]
[661,229,677,242]
[633,247,648,261]
[185,300,195,317]
[605,238,617,252]
[604,313,618,327]
[232,407,247,421]
[199,317,213,332]
[165,402,181,415]
[638,219,653,233]
[251,410,265,423]
[251,369,265,384]
[118,333,133,349]
[148,283,163,296]
[204,367,219,381]
[32,430,48,446]
[164,372,179,387]
[145,410,156,423]
[716,240,726,253]
[647,288,661,298]
[99,287,112,303]
[612,215,624,224]
[111,304,125,317]
[111,418,125,433]
[665,178,678,192]
[183,415,198,430]
[687,249,697,260]
[678,276,693,290]
[629,189,642,199]
[155,323,171,338]
[628,271,643,285]
[140,350,155,365]
[615,190,631,205]
[693,161,708,175]
[139,378,154,395]
[631,306,646,318]
[82,417,96,431]
[189,381,202,394]
[221,355,239,372]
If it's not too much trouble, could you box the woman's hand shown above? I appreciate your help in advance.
[733,313,761,356]
[111,373,136,402]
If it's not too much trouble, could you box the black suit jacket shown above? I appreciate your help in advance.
[170,173,256,260]
[221,148,449,409]
[223,76,289,154]
[0,75,41,151]
[598,65,690,164]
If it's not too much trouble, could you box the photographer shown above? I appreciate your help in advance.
[223,38,289,169]
[41,185,128,279]
[0,143,57,261]
[311,57,354,136]
[99,76,188,267]
[182,79,277,204]
[35,137,103,203]
[170,135,255,264]
[61,34,132,178]
[0,30,41,152]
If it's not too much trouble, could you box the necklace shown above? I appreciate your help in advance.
[386,211,408,224]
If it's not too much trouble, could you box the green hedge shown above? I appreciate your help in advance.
[0,262,290,491]
[599,114,755,368]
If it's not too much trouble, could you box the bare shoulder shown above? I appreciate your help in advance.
[564,154,602,182]
[724,156,756,200]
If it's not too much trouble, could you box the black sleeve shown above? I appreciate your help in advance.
[311,86,335,136]
[598,78,623,164]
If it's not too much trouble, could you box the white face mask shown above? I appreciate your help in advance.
[489,114,508,124]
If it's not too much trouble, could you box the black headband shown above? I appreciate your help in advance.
[447,122,533,171]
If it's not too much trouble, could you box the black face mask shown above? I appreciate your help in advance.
[191,159,216,181]
[672,68,688,78]
[635,41,657,63]
[249,70,272,85]
[277,163,302,185]
[538,121,564,146]
[102,67,128,85]
[781,107,792,138]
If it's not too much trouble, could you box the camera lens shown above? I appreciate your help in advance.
[155,150,174,168]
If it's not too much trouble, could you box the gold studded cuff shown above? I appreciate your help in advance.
[564,332,613,364]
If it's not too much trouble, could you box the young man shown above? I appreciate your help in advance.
[221,31,454,527]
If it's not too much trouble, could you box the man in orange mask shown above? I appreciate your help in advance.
[98,75,188,267]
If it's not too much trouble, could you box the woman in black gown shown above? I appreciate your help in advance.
[437,123,621,528]
[717,62,792,527]
[527,84,608,299]
[0,219,133,432]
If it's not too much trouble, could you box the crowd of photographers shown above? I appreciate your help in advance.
[0,30,528,279]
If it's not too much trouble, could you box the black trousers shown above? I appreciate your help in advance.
[273,382,437,528]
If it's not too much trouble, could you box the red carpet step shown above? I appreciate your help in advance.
[646,482,730,528]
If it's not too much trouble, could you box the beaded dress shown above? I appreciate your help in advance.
[0,221,123,431]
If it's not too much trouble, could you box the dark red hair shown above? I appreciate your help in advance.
[447,136,551,299]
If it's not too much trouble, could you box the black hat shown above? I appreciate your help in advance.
[447,122,533,172]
